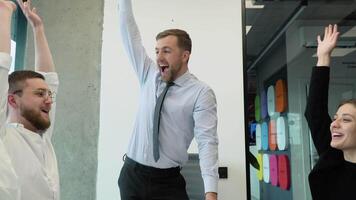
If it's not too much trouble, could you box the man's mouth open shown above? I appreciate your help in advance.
[41,108,50,116]
[160,65,169,74]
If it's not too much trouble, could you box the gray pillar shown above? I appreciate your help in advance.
[25,0,104,199]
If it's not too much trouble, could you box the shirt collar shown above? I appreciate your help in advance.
[172,70,190,87]
[7,123,43,138]
[158,70,191,87]
[7,123,24,128]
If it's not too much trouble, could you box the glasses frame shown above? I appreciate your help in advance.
[12,88,56,102]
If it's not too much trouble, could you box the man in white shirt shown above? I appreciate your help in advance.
[0,0,60,199]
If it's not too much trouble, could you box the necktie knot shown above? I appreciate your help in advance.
[166,81,174,87]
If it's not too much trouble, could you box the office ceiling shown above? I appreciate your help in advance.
[245,0,356,69]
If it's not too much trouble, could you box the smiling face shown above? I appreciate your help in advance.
[9,78,53,133]
[330,103,356,151]
[155,35,190,82]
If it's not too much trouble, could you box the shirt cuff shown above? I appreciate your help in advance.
[37,72,59,86]
[0,52,12,70]
[203,175,218,194]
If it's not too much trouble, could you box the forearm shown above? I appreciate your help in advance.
[118,0,154,83]
[304,67,332,154]
[199,144,219,193]
[194,87,219,193]
[33,25,55,72]
[0,2,13,123]
[306,67,330,109]
[119,0,142,61]
[0,6,13,54]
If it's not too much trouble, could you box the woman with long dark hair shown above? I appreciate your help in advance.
[305,24,356,199]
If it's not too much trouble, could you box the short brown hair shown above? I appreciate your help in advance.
[338,99,356,109]
[8,70,45,94]
[156,29,192,53]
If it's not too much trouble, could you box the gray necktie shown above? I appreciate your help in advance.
[153,82,174,162]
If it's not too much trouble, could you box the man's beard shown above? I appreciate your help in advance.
[162,63,182,82]
[162,69,174,82]
[20,105,51,132]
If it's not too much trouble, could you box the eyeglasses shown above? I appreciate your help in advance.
[13,89,56,102]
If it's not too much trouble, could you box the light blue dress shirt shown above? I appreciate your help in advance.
[119,0,219,193]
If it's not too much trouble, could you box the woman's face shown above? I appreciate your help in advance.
[330,103,356,150]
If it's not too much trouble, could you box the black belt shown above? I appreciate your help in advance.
[124,156,181,177]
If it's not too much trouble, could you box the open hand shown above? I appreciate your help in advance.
[317,24,339,58]
[17,0,43,28]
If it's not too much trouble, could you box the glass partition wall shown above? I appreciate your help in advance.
[243,0,356,199]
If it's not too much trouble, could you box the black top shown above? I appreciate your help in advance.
[305,67,356,200]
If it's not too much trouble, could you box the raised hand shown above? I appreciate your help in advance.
[15,0,54,72]
[316,24,339,66]
[16,0,43,28]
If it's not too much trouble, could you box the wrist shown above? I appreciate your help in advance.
[205,192,217,200]
[32,24,45,32]
[317,54,331,67]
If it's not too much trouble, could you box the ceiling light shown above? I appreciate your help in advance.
[341,27,356,37]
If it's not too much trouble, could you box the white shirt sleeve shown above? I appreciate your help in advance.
[193,86,219,193]
[118,0,156,86]
[0,52,21,200]
[0,52,11,138]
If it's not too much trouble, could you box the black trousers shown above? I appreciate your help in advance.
[118,157,189,200]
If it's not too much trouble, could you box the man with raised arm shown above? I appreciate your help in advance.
[0,0,60,199]
[117,0,219,199]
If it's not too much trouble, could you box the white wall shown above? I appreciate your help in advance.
[97,0,246,199]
